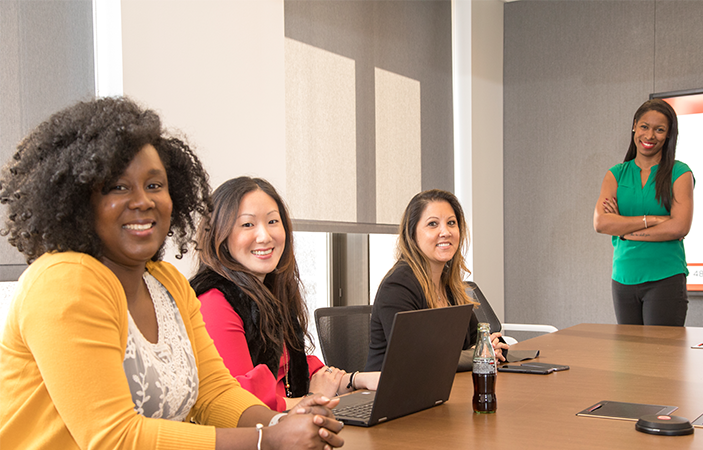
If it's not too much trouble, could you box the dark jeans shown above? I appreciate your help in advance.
[612,274,688,326]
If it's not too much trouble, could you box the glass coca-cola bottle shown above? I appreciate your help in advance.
[472,322,497,413]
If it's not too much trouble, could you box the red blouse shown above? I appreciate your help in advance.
[198,288,324,411]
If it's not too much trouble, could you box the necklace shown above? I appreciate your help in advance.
[283,345,292,397]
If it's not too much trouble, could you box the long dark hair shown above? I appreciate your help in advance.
[623,99,679,212]
[194,176,309,352]
[395,189,476,309]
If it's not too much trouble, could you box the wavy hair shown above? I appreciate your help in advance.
[623,99,679,212]
[0,96,211,263]
[395,189,476,309]
[194,176,309,352]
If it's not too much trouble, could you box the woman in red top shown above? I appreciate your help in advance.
[191,177,379,411]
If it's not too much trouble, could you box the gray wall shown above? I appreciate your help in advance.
[0,0,95,280]
[504,0,703,329]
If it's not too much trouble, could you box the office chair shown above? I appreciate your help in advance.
[314,305,373,373]
[465,281,557,345]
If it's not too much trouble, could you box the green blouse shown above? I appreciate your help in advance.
[610,159,694,285]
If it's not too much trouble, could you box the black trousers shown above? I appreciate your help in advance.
[612,273,688,326]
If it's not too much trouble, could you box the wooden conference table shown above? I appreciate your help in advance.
[340,323,703,449]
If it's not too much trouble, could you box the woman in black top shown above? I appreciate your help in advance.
[365,189,508,371]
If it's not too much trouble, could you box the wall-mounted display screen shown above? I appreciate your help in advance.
[651,90,703,291]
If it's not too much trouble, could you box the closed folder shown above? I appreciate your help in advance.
[576,401,677,421]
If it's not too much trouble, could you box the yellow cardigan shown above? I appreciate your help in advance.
[0,251,264,450]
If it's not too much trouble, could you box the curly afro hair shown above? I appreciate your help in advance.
[0,96,212,263]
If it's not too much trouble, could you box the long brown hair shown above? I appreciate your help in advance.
[194,176,309,351]
[395,189,476,309]
[624,99,679,212]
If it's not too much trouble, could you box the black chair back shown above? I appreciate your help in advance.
[314,305,373,373]
[465,281,502,335]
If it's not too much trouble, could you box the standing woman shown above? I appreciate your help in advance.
[191,177,379,412]
[594,99,695,326]
[0,98,343,450]
[365,189,508,372]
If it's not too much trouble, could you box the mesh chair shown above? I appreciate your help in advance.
[314,305,373,373]
[465,281,558,344]
[466,281,502,335]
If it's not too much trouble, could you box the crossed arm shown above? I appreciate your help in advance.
[593,171,694,241]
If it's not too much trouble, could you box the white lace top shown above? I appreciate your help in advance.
[123,272,199,421]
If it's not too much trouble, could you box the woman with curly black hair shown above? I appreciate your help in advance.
[0,97,343,450]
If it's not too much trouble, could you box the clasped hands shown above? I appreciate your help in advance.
[271,365,383,449]
[273,394,344,450]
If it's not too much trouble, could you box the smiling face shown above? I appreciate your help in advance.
[226,189,286,281]
[632,110,669,161]
[91,144,173,272]
[414,200,460,274]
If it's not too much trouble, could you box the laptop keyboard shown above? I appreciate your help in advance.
[334,401,374,419]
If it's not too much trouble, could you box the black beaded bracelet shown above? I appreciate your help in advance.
[346,371,359,390]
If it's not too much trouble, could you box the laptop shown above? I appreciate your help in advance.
[332,303,473,426]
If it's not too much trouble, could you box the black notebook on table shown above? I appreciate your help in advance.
[332,304,473,427]
[576,401,677,421]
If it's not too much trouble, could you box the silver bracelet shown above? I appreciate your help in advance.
[256,423,264,450]
[643,215,648,228]
[268,412,286,426]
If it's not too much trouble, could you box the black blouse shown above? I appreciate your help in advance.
[365,261,478,371]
